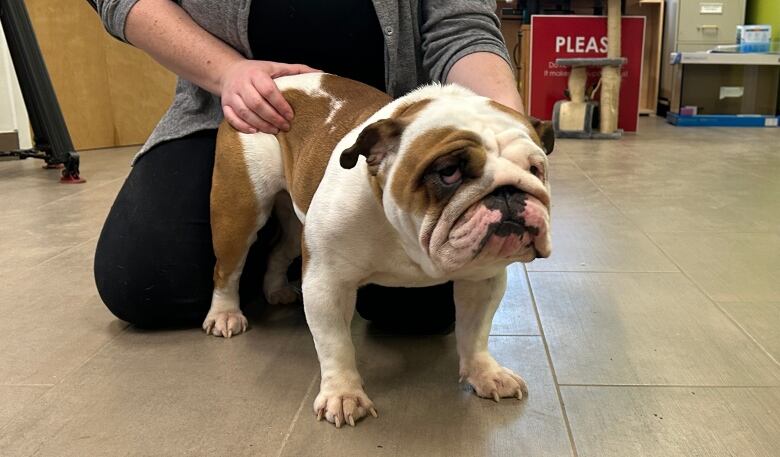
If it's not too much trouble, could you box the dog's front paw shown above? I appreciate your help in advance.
[202,310,248,338]
[313,385,378,428]
[462,359,528,401]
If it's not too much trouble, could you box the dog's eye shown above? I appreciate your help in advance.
[438,164,462,185]
[529,165,543,181]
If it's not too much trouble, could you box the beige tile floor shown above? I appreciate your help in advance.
[0,117,778,456]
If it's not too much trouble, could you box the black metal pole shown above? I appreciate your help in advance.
[0,0,84,183]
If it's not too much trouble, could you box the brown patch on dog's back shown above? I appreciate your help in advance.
[277,75,391,213]
[390,127,486,215]
[211,125,260,289]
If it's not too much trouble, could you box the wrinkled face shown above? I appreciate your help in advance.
[340,88,553,275]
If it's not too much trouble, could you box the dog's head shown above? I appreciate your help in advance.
[340,85,553,275]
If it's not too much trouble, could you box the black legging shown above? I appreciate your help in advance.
[93,130,455,333]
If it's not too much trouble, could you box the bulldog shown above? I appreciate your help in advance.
[205,73,553,428]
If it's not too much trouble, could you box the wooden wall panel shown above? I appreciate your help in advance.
[26,0,115,150]
[626,0,664,114]
[103,38,175,147]
[25,0,175,150]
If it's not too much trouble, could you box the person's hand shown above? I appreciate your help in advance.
[219,60,320,134]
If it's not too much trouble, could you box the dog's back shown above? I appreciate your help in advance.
[266,73,390,214]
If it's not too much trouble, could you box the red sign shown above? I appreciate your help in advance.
[529,15,645,132]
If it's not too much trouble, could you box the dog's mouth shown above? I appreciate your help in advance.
[430,185,550,270]
[473,218,541,259]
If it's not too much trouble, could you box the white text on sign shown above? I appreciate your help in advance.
[555,36,608,53]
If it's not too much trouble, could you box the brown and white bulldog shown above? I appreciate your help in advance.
[206,73,553,428]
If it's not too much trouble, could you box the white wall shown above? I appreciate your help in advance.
[0,22,32,149]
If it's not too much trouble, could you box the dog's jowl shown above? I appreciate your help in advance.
[206,73,553,428]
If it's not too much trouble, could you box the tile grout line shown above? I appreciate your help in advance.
[637,232,780,370]
[527,270,679,274]
[652,243,780,370]
[712,303,780,368]
[0,175,125,277]
[0,324,131,437]
[48,323,132,386]
[0,171,123,226]
[275,370,319,457]
[596,230,780,235]
[32,322,130,388]
[31,174,125,213]
[566,153,780,370]
[0,234,131,436]
[559,383,780,389]
[0,168,130,435]
[523,264,579,457]
[16,236,100,277]
[563,149,683,268]
[0,384,55,387]
[0,387,50,433]
[8,236,99,282]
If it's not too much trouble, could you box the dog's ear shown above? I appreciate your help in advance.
[340,118,405,174]
[528,116,555,155]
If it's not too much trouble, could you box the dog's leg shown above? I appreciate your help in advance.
[454,269,528,401]
[263,193,302,305]
[205,130,282,338]
[303,262,376,428]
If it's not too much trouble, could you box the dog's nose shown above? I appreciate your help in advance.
[489,185,522,200]
[485,186,532,235]
[489,186,527,213]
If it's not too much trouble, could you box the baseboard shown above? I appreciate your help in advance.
[0,131,20,151]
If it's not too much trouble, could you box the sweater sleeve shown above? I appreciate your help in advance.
[419,0,511,82]
[92,0,142,42]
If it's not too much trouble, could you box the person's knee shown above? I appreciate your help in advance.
[93,223,212,328]
[93,258,146,327]
[94,254,210,328]
[94,239,156,327]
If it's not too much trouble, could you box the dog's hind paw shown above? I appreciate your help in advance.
[265,285,301,305]
[202,310,248,338]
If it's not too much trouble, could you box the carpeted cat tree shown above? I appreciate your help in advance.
[552,0,625,139]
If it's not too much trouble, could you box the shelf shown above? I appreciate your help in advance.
[671,52,780,66]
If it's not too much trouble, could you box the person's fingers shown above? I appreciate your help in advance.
[243,83,290,131]
[232,97,274,133]
[246,116,277,134]
[251,74,294,122]
[272,63,321,76]
[222,105,256,134]
[227,98,279,134]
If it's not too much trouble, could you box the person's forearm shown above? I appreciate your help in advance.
[447,52,525,114]
[124,0,243,95]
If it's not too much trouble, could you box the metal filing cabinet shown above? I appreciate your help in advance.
[659,0,746,110]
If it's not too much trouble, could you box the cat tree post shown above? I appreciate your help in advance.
[599,0,622,134]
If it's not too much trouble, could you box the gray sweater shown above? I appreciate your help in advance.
[94,0,509,157]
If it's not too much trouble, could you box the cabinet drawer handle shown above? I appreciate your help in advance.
[697,25,719,31]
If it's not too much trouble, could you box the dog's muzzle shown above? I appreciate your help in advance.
[449,185,550,261]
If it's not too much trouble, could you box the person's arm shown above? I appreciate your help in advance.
[94,0,318,133]
[420,0,524,113]
[447,52,524,114]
